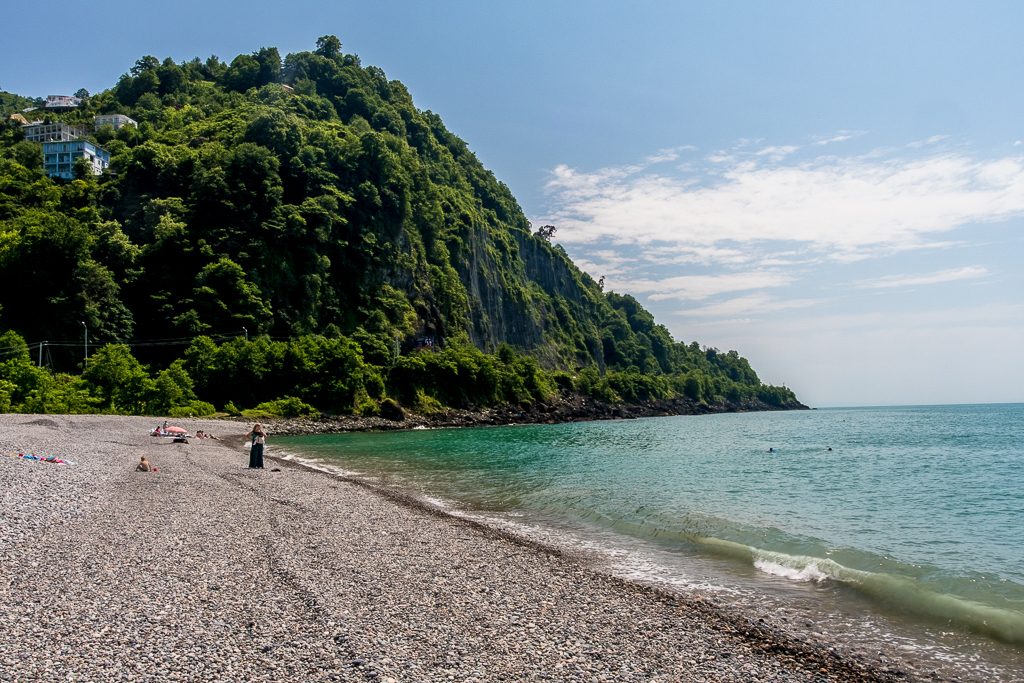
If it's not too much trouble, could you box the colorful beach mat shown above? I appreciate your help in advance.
[4,452,76,465]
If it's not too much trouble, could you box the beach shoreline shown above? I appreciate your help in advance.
[0,413,933,681]
[263,393,809,438]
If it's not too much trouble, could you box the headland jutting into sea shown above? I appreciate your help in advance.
[265,392,809,436]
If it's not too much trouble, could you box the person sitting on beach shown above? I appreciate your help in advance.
[135,456,157,472]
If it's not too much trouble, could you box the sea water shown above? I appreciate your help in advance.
[277,404,1024,679]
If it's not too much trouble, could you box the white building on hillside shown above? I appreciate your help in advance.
[44,95,81,109]
[94,113,137,130]
[21,121,86,142]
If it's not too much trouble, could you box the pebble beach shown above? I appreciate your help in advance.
[0,414,919,682]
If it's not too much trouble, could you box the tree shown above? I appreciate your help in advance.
[254,47,282,86]
[191,257,273,333]
[156,58,185,95]
[74,88,90,100]
[315,35,342,60]
[82,344,153,412]
[73,157,93,180]
[21,373,100,414]
[8,140,42,170]
[535,224,557,240]
[245,110,301,158]
[203,55,228,81]
[223,54,261,92]
[0,210,134,347]
[131,56,160,76]
[148,359,197,413]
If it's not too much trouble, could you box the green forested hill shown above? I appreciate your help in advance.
[0,91,42,116]
[0,37,801,417]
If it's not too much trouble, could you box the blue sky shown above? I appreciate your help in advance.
[4,1,1022,406]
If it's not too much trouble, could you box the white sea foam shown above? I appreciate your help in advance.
[273,449,360,477]
[418,495,450,509]
[753,557,831,583]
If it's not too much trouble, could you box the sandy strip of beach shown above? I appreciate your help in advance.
[0,414,911,682]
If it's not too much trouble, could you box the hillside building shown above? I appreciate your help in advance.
[42,140,110,179]
[94,113,137,130]
[44,95,81,110]
[21,121,87,142]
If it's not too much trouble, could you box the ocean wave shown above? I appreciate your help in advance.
[753,556,831,583]
[745,548,1024,645]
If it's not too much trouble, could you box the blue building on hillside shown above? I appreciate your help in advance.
[42,140,110,179]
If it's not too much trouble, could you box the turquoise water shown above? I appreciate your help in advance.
[278,404,1024,670]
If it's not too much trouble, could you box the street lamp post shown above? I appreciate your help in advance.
[80,321,88,369]
[242,327,248,342]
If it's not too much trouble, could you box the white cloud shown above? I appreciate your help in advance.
[645,151,678,164]
[672,293,822,318]
[706,152,735,164]
[571,249,636,278]
[639,244,754,267]
[907,134,950,148]
[545,147,1024,262]
[644,146,695,164]
[615,270,794,302]
[739,302,1024,335]
[855,266,989,289]
[814,130,863,145]
[755,145,800,160]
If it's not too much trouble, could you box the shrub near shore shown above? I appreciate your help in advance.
[0,330,803,418]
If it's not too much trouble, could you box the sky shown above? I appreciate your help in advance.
[3,1,1023,407]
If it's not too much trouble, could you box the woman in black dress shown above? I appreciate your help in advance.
[248,423,266,468]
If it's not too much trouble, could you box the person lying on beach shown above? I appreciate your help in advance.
[135,456,158,472]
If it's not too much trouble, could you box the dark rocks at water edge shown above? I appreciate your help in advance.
[270,394,810,435]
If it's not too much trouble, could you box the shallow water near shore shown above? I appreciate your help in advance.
[277,403,1024,680]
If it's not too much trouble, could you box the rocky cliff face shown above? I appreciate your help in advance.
[451,220,607,369]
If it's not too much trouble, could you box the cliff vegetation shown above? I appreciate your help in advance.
[0,38,803,418]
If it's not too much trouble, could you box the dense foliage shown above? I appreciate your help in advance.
[0,39,800,416]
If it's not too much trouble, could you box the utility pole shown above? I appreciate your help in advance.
[80,321,88,369]
[38,341,44,367]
